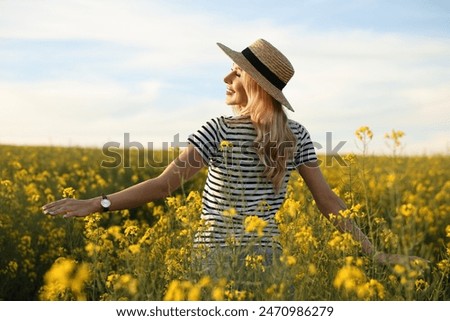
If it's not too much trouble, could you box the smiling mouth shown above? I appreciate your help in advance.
[226,88,234,95]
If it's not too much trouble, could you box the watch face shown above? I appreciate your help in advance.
[101,199,111,207]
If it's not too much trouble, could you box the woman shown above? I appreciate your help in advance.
[42,39,419,268]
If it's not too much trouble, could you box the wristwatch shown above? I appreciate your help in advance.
[100,194,111,212]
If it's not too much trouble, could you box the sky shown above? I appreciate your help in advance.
[0,0,449,155]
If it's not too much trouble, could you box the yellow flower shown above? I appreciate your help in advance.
[257,200,271,212]
[187,285,201,301]
[245,254,266,272]
[386,173,396,188]
[415,279,429,292]
[328,231,359,252]
[197,276,212,288]
[128,244,141,254]
[71,264,90,300]
[280,255,297,267]
[116,274,138,296]
[211,287,224,300]
[393,264,406,275]
[379,228,399,248]
[225,289,250,301]
[166,195,181,208]
[124,225,139,237]
[437,259,450,273]
[357,279,385,300]
[397,204,416,217]
[384,129,405,147]
[7,261,18,274]
[106,273,119,289]
[281,198,301,218]
[332,258,384,300]
[294,226,318,251]
[211,278,227,301]
[219,140,233,151]
[164,278,212,301]
[308,263,317,276]
[333,265,366,292]
[85,242,101,257]
[223,207,237,218]
[0,179,13,187]
[39,257,90,301]
[107,226,123,241]
[266,283,286,300]
[62,187,76,198]
[244,216,268,237]
[107,273,138,297]
[164,280,184,301]
[343,153,357,165]
[355,126,373,141]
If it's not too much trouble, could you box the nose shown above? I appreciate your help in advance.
[224,70,234,84]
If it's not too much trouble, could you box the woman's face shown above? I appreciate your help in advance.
[223,64,248,108]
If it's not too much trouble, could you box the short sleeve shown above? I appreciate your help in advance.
[291,121,317,167]
[187,117,224,164]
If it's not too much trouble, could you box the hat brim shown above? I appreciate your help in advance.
[217,42,294,112]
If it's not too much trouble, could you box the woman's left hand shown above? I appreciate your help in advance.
[373,251,430,268]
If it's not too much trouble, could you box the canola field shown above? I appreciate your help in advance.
[0,128,449,301]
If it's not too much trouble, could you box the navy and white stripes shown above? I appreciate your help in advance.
[188,116,317,248]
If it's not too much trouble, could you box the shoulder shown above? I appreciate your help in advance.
[194,116,228,134]
[191,116,233,142]
[218,115,254,130]
[287,119,310,135]
[287,118,304,129]
[204,115,233,128]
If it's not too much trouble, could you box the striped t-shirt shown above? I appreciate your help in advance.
[188,115,317,249]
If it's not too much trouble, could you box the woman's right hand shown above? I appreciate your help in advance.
[42,197,99,218]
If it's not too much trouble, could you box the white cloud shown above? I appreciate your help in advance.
[0,0,295,68]
[281,30,450,155]
[0,79,162,145]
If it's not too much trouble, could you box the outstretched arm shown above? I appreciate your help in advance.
[297,161,375,256]
[42,144,205,218]
[297,161,426,266]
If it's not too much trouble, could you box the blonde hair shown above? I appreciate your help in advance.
[235,71,296,193]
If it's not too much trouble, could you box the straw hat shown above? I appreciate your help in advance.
[217,39,295,112]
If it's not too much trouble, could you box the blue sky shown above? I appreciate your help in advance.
[0,0,449,155]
